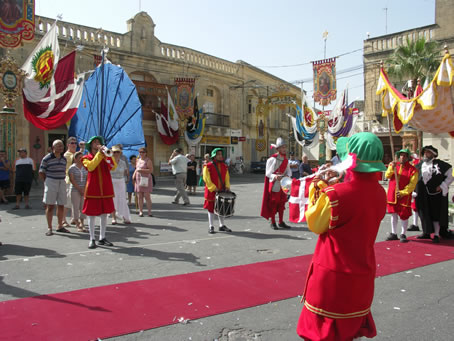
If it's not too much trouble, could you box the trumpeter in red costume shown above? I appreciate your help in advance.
[261,137,292,230]
[203,148,232,234]
[408,154,422,231]
[82,136,117,249]
[384,148,418,243]
[297,132,387,341]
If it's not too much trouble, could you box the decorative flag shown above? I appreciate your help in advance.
[174,78,195,117]
[184,97,206,146]
[288,100,318,149]
[21,23,83,130]
[312,58,337,106]
[154,90,179,145]
[289,175,315,223]
[0,0,35,48]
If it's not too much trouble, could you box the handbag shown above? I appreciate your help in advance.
[139,175,149,187]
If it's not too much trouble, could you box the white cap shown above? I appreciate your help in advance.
[270,137,286,149]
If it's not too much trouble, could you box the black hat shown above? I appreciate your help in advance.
[421,145,438,157]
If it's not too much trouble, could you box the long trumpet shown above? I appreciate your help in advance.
[100,146,113,157]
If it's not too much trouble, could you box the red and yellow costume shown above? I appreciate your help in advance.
[385,162,418,220]
[82,151,117,216]
[203,160,230,213]
[297,172,387,341]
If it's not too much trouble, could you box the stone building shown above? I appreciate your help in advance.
[363,0,454,162]
[1,12,302,173]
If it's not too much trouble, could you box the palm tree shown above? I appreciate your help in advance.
[386,37,440,96]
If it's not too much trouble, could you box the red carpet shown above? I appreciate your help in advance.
[1,238,453,341]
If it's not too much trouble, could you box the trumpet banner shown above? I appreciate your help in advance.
[377,53,454,136]
[313,58,337,106]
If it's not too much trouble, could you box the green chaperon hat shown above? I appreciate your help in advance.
[336,132,386,173]
[396,148,412,158]
[86,136,105,153]
[211,147,224,158]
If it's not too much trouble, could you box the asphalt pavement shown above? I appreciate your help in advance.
[0,174,453,341]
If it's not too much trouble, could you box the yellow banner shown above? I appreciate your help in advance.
[200,136,231,145]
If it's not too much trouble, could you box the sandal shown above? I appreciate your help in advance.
[148,214,153,217]
[62,222,70,228]
[77,227,89,233]
[111,220,117,225]
[138,212,143,217]
[56,227,71,233]
[45,229,53,236]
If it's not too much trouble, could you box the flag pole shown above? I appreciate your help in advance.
[381,61,399,190]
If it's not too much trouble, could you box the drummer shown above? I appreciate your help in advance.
[260,137,292,230]
[203,148,232,234]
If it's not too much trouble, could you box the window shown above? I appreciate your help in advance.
[206,89,214,97]
[248,99,252,114]
[204,102,215,113]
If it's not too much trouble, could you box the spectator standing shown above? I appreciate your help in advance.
[169,148,190,206]
[63,136,78,227]
[289,152,300,179]
[13,148,35,209]
[111,145,131,224]
[299,154,313,177]
[79,141,87,155]
[134,147,153,217]
[68,151,88,232]
[39,140,69,236]
[198,153,210,187]
[127,155,137,206]
[0,150,11,204]
[186,154,198,195]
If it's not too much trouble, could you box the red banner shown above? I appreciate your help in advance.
[0,0,35,48]
[174,78,195,118]
[312,58,336,106]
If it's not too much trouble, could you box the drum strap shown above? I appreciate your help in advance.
[213,162,225,191]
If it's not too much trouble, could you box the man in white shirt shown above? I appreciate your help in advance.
[169,148,190,205]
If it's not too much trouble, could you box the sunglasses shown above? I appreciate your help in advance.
[114,151,120,154]
[69,142,77,144]
[139,151,146,153]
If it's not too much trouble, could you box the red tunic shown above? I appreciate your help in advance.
[82,152,115,216]
[387,162,417,220]
[260,154,289,219]
[203,161,228,213]
[297,172,387,341]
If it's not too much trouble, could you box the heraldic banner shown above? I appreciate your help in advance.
[0,0,35,48]
[174,78,195,117]
[312,57,336,106]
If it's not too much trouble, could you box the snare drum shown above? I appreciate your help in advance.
[214,191,237,217]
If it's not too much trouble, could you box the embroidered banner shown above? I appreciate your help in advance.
[0,0,35,48]
[174,78,195,117]
[312,58,336,106]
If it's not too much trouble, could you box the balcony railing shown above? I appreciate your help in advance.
[204,113,230,127]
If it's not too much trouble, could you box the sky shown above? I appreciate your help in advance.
[36,0,436,110]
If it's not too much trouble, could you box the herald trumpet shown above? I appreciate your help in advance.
[101,146,113,157]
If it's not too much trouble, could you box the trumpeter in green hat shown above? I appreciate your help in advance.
[336,132,387,173]
[86,136,105,154]
[211,147,224,159]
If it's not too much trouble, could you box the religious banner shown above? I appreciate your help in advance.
[0,0,35,48]
[174,77,195,117]
[312,58,336,106]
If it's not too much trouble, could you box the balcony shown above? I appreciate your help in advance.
[204,112,230,127]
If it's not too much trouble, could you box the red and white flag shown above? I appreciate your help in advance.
[288,175,315,223]
[154,90,179,145]
[21,22,83,130]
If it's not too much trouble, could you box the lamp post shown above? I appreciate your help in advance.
[0,51,25,162]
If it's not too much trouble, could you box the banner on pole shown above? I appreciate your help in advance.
[312,58,336,106]
[0,0,35,48]
[174,78,195,118]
